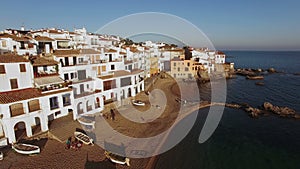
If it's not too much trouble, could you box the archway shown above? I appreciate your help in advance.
[14,121,27,142]
[95,97,101,108]
[86,100,92,112]
[77,102,83,115]
[128,88,132,97]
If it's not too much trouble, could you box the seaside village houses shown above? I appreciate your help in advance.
[0,27,233,145]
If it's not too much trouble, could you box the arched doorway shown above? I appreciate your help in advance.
[86,100,92,112]
[128,88,131,97]
[95,97,100,108]
[14,121,26,142]
[77,102,83,115]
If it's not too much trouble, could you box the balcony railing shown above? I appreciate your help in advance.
[40,82,70,93]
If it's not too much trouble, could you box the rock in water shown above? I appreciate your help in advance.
[268,68,276,73]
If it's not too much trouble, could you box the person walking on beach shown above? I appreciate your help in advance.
[110,109,115,121]
[65,137,71,149]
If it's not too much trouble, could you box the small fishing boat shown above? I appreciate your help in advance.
[105,151,130,166]
[246,75,264,80]
[12,143,40,155]
[132,100,145,106]
[77,115,95,126]
[74,131,94,145]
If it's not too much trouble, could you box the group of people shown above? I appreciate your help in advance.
[65,136,83,151]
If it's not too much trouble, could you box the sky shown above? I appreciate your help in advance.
[0,0,299,50]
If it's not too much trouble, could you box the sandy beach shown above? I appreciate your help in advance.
[0,73,210,169]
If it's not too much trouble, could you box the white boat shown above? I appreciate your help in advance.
[105,151,130,166]
[0,151,3,160]
[74,131,94,145]
[77,116,95,126]
[132,100,145,106]
[12,143,40,155]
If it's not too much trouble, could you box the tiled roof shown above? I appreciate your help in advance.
[0,88,42,104]
[48,30,64,34]
[53,49,80,57]
[105,49,117,53]
[99,70,143,80]
[31,56,58,66]
[216,51,225,55]
[131,69,143,74]
[0,54,29,63]
[80,49,101,55]
[34,36,54,42]
[0,33,14,39]
[171,57,183,61]
[69,32,80,35]
[0,33,31,41]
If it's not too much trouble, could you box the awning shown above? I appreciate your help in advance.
[34,76,64,86]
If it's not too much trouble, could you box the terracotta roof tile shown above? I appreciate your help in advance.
[105,49,117,53]
[31,56,58,66]
[34,36,54,42]
[53,49,80,57]
[80,49,101,55]
[0,54,29,63]
[0,88,42,104]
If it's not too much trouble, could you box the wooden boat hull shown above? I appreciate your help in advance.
[74,131,94,145]
[246,75,264,80]
[105,151,130,166]
[12,143,40,155]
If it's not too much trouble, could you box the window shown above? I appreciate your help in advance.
[19,64,26,72]
[1,41,6,47]
[28,100,40,112]
[0,65,5,74]
[10,79,18,89]
[43,66,47,71]
[62,94,71,106]
[187,62,190,67]
[185,67,189,71]
[49,97,59,110]
[64,73,69,80]
[177,67,180,71]
[111,65,115,70]
[173,63,176,66]
[10,103,24,117]
[104,80,117,91]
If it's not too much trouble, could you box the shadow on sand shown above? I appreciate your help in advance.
[85,153,116,169]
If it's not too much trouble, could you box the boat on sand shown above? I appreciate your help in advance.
[74,131,94,145]
[132,100,145,106]
[104,151,130,166]
[12,143,40,155]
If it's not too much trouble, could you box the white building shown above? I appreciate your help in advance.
[0,54,73,143]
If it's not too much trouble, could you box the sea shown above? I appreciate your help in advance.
[155,51,300,169]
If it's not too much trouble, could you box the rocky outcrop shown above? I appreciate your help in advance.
[244,106,262,118]
[225,103,241,109]
[263,102,296,117]
[267,68,276,73]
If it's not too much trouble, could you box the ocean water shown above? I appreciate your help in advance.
[155,51,300,169]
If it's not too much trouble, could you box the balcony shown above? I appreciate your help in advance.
[74,91,98,99]
[39,82,71,93]
[34,71,58,78]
